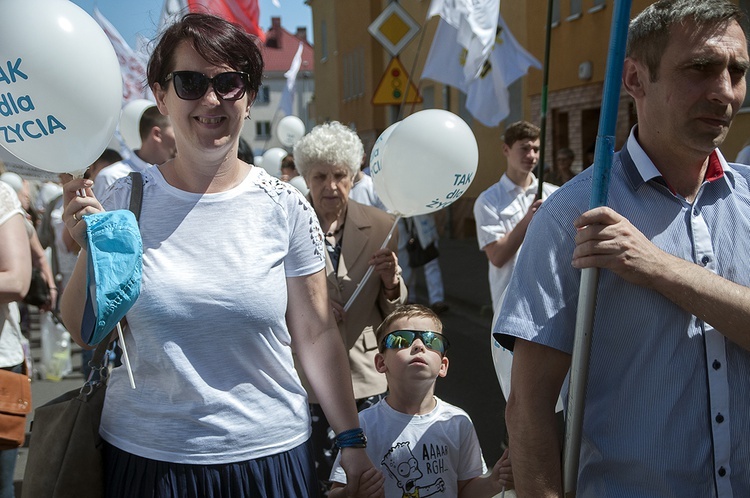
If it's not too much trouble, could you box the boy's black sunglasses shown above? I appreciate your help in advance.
[164,71,249,101]
[381,330,449,355]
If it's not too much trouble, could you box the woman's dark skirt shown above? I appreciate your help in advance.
[104,438,320,498]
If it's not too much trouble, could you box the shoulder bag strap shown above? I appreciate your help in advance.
[90,336,112,367]
[128,171,143,224]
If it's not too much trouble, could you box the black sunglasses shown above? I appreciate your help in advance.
[381,330,450,355]
[164,71,249,101]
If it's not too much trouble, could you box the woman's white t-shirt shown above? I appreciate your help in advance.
[99,166,325,464]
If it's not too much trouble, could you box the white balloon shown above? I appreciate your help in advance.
[0,0,122,173]
[372,110,478,217]
[261,148,287,177]
[368,122,400,215]
[288,176,309,197]
[119,100,156,151]
[276,116,305,147]
[253,155,264,168]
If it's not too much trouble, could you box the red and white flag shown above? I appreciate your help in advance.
[160,0,265,41]
[93,8,151,104]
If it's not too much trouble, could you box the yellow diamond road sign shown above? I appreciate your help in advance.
[368,2,420,57]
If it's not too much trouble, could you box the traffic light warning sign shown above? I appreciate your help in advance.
[372,57,422,106]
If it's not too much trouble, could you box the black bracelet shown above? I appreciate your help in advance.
[334,428,367,449]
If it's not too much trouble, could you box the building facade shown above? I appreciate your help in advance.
[307,0,750,237]
[242,17,315,157]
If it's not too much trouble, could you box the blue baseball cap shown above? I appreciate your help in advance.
[81,210,142,346]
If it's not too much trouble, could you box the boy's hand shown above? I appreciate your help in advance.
[490,448,514,492]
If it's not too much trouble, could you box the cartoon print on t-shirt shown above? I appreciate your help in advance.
[382,441,445,497]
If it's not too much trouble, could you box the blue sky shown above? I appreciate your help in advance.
[69,0,313,48]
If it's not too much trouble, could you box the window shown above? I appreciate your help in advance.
[591,0,606,9]
[506,80,523,124]
[343,52,350,101]
[422,86,435,110]
[320,20,328,61]
[255,121,271,139]
[343,48,365,101]
[552,0,561,25]
[254,86,270,105]
[568,0,582,19]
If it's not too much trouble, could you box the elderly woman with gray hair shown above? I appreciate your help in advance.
[294,121,407,493]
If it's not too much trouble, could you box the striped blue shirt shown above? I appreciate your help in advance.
[495,129,750,497]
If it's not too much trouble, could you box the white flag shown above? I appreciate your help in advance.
[159,0,189,33]
[497,13,541,81]
[422,19,468,92]
[427,0,470,28]
[279,42,304,116]
[427,0,500,84]
[421,12,541,127]
[93,8,150,104]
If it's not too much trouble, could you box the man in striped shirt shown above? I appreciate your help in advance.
[496,1,750,496]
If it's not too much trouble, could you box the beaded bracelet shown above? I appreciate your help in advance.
[334,428,367,449]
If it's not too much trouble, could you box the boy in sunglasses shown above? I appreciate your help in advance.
[328,304,513,497]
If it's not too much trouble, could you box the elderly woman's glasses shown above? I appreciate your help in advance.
[381,330,449,355]
[164,71,249,101]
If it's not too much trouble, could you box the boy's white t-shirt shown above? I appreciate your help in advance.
[330,397,487,497]
[98,166,325,464]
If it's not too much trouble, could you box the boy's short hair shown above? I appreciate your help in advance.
[376,304,443,350]
[502,120,540,147]
[281,154,297,171]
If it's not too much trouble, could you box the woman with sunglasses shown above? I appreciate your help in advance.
[293,122,407,494]
[60,13,381,498]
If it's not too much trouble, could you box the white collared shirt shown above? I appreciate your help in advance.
[473,173,557,310]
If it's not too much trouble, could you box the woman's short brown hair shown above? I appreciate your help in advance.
[147,13,264,102]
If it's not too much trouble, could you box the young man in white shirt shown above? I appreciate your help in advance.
[473,121,558,311]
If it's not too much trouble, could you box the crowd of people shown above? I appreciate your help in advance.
[2,0,750,496]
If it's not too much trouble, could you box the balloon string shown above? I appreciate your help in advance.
[343,214,401,312]
[116,321,136,389]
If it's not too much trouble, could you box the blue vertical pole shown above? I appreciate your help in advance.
[562,0,632,495]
